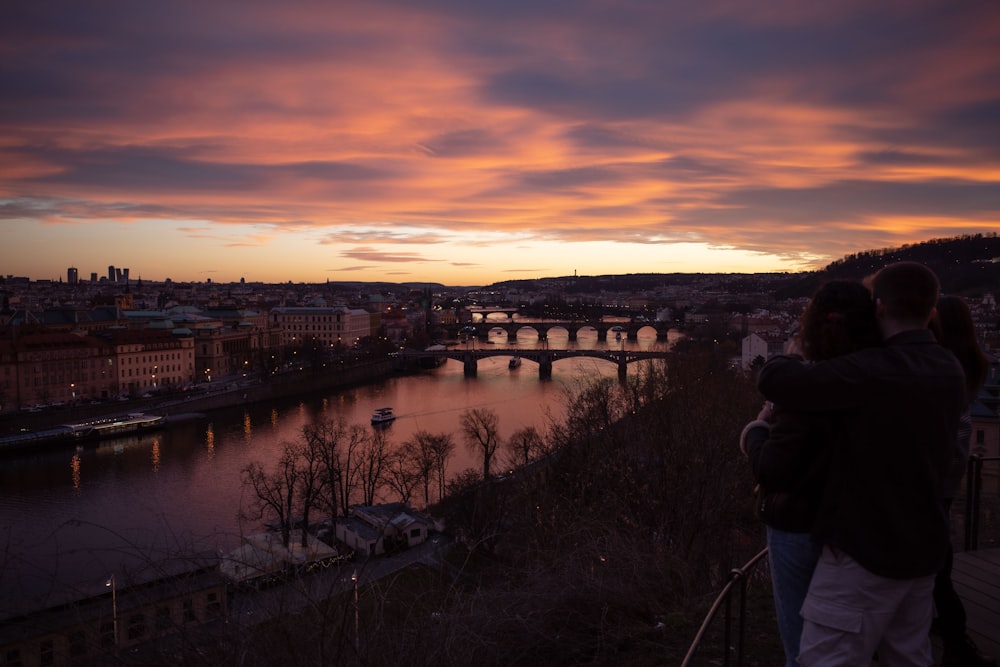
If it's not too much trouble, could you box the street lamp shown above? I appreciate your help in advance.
[351,570,359,650]
[105,574,118,650]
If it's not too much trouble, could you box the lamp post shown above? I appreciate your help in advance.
[351,570,359,650]
[105,574,118,650]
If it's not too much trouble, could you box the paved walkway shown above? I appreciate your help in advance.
[951,547,1000,660]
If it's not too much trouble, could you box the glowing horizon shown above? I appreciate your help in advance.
[2,2,998,285]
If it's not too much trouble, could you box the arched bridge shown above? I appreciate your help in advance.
[438,320,672,342]
[396,348,670,380]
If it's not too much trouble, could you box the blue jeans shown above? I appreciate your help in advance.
[768,527,822,667]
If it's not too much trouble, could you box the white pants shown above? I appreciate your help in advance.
[799,546,934,667]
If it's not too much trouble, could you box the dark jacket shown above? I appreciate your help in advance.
[744,405,833,533]
[757,329,965,580]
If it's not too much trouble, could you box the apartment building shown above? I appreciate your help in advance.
[269,306,372,348]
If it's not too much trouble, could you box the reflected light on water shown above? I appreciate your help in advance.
[205,423,215,457]
[70,453,81,492]
[242,412,253,444]
[151,439,160,473]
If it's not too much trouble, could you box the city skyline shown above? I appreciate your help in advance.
[2,2,999,285]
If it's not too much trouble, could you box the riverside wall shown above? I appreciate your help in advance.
[0,359,401,436]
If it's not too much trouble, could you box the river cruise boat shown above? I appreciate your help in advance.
[0,413,167,454]
[508,356,522,369]
[66,413,166,438]
[371,407,396,426]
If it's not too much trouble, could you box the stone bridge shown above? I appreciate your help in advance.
[436,320,671,342]
[396,347,670,380]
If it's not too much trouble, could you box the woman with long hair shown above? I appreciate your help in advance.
[740,280,881,667]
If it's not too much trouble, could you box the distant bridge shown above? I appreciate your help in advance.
[437,320,671,342]
[396,347,670,380]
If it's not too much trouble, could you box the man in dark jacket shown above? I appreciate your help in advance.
[757,262,966,667]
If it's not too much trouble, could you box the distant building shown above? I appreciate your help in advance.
[740,332,786,370]
[335,503,438,558]
[66,267,78,285]
[0,555,227,665]
[269,306,372,348]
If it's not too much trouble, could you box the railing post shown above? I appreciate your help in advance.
[738,570,749,667]
[723,573,733,667]
[964,455,983,552]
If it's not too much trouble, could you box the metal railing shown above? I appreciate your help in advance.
[964,454,1000,551]
[679,547,769,667]
[683,455,998,665]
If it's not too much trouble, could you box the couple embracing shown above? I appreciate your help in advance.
[741,262,991,667]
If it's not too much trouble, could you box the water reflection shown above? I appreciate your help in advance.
[242,412,253,444]
[151,439,161,473]
[71,452,81,492]
[205,423,215,457]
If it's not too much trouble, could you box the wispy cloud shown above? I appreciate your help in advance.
[1,1,998,283]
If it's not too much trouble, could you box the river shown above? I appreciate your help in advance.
[0,329,673,615]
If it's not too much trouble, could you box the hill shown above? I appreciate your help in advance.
[483,234,1000,300]
[775,234,1000,298]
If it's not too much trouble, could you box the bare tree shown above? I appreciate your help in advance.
[429,430,455,502]
[355,426,390,506]
[460,407,501,481]
[294,434,325,549]
[302,418,369,518]
[302,418,344,519]
[400,430,453,507]
[502,425,546,470]
[241,443,299,548]
[384,446,419,505]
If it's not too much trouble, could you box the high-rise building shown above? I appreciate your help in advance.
[90,272,98,283]
[108,265,115,282]
[67,267,78,284]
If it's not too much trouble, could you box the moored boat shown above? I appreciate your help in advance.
[0,413,167,455]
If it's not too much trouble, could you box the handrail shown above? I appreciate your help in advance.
[964,454,1000,551]
[684,454,996,664]
[680,547,769,667]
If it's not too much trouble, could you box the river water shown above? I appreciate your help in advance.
[0,329,672,614]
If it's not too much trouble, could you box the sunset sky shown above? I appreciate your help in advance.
[2,2,999,286]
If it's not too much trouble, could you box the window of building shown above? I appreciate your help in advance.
[68,631,87,660]
[99,622,115,648]
[127,613,146,641]
[39,640,54,666]
[183,599,197,623]
[3,648,22,667]
[155,606,171,631]
[976,430,985,445]
[207,591,222,616]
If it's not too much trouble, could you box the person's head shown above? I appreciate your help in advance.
[798,280,880,361]
[930,295,989,400]
[868,261,940,331]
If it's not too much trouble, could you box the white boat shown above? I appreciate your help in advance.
[371,407,396,426]
[508,356,522,370]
